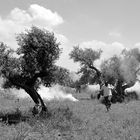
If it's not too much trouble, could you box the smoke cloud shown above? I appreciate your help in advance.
[120,56,139,83]
[8,84,78,102]
[85,84,100,92]
[38,84,78,101]
[125,81,140,95]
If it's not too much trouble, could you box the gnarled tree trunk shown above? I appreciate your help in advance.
[24,86,48,113]
[8,74,48,114]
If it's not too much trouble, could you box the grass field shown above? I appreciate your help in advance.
[0,89,140,140]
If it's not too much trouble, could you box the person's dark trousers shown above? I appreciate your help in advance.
[103,96,111,111]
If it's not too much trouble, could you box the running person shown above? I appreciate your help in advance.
[100,82,111,111]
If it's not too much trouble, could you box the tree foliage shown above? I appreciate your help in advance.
[16,26,61,87]
[70,46,102,67]
[53,66,74,87]
[70,46,102,85]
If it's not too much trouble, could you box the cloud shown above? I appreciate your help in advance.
[8,8,31,25]
[8,4,63,28]
[55,33,68,45]
[135,43,140,47]
[29,4,63,26]
[0,4,67,49]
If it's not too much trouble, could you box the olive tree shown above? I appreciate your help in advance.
[0,26,61,113]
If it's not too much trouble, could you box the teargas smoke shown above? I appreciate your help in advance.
[125,81,140,95]
[86,84,100,92]
[120,56,139,83]
[38,84,79,102]
[86,84,100,95]
[7,84,79,102]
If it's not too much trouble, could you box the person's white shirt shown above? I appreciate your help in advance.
[101,85,110,97]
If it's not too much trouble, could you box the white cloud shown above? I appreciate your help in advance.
[29,4,63,26]
[135,43,140,47]
[0,4,67,49]
[8,4,63,28]
[55,33,68,45]
[8,8,32,25]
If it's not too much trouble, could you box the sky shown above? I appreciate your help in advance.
[0,0,140,71]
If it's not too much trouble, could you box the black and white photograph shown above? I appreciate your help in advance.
[0,0,140,139]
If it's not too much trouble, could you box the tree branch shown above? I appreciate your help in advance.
[135,67,140,75]
[88,65,101,77]
[122,82,135,91]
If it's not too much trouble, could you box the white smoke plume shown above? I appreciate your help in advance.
[85,84,100,92]
[125,81,140,95]
[38,84,78,102]
[120,56,139,83]
[7,84,78,102]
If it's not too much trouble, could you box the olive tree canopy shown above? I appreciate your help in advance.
[70,46,102,85]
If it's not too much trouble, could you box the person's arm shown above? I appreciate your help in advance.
[100,86,104,96]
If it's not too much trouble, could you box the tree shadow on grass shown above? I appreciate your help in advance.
[0,108,30,125]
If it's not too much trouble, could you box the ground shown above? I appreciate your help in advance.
[0,90,140,140]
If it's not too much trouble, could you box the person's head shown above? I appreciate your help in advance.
[105,82,108,86]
